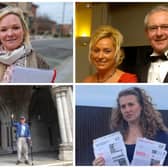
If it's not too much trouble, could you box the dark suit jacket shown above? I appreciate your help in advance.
[136,47,168,83]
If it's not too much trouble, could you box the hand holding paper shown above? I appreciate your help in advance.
[93,132,167,166]
[93,132,129,166]
[2,65,56,83]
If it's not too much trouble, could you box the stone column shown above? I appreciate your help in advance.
[52,86,73,161]
[61,91,72,142]
[56,92,68,144]
[68,87,73,130]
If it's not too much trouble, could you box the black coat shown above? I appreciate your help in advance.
[136,47,168,83]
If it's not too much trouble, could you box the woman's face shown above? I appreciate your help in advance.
[119,95,142,124]
[0,14,24,51]
[91,37,116,71]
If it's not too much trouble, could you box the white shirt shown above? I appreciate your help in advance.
[20,125,26,136]
[147,51,168,83]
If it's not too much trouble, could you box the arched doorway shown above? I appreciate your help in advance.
[0,86,61,155]
[28,86,61,153]
[0,99,13,154]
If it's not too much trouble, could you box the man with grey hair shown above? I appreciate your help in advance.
[138,5,168,82]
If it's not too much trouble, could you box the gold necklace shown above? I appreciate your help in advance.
[97,69,116,83]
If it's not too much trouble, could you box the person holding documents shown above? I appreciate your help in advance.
[93,87,168,165]
[0,6,51,82]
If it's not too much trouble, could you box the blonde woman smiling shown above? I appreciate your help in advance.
[0,7,50,82]
[83,25,137,83]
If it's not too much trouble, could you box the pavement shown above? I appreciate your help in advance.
[55,55,73,83]
[0,152,73,166]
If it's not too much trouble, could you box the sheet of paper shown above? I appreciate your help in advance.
[132,137,167,166]
[93,132,129,165]
[10,66,56,83]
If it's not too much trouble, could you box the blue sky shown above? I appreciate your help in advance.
[33,2,73,24]
[76,85,168,110]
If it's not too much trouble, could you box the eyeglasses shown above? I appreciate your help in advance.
[147,24,168,32]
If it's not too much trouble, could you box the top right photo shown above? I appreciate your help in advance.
[76,2,168,83]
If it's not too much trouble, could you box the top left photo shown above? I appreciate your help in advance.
[0,2,73,83]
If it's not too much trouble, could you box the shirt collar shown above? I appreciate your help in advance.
[150,50,168,58]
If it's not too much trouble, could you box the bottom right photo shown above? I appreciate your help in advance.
[76,85,168,166]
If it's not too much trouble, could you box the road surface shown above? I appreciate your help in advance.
[31,37,73,83]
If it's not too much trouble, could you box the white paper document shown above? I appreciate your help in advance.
[10,66,56,83]
[93,132,129,165]
[132,137,167,165]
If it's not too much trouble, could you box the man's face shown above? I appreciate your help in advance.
[20,118,25,124]
[146,11,168,54]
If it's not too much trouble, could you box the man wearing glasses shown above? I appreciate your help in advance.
[138,6,168,82]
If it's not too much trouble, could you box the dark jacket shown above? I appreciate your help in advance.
[136,48,168,82]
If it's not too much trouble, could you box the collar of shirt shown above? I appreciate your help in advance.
[150,50,168,58]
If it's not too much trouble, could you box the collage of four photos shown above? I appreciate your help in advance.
[0,1,167,166]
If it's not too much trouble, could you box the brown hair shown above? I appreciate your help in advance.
[111,87,168,139]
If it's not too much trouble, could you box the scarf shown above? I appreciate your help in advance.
[0,44,32,83]
[0,44,32,65]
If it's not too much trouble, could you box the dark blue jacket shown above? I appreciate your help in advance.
[12,121,31,139]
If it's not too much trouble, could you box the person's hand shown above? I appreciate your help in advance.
[11,113,14,119]
[92,156,105,166]
[27,138,32,146]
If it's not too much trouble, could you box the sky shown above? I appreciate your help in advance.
[76,84,168,110]
[33,2,73,24]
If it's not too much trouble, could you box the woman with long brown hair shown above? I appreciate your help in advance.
[93,87,168,165]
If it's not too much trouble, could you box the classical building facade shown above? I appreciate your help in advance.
[0,85,73,161]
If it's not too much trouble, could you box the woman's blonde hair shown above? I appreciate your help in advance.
[89,25,124,67]
[0,6,30,46]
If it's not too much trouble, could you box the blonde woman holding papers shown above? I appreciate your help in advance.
[0,7,56,83]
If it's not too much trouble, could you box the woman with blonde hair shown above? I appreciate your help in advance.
[93,87,168,165]
[0,6,51,82]
[83,25,137,83]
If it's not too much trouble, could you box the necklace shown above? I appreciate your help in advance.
[97,69,116,82]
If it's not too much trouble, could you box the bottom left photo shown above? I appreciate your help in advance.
[0,85,73,166]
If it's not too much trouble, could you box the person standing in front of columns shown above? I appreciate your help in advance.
[137,6,168,82]
[83,25,138,83]
[11,115,31,165]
